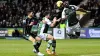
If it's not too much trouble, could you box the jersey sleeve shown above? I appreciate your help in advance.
[62,8,66,18]
[45,18,51,25]
[47,19,51,25]
[62,8,70,19]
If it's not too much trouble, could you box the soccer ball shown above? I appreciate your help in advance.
[56,1,63,8]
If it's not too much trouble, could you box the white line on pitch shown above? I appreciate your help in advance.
[80,54,100,56]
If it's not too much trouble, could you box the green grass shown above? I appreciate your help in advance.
[0,39,100,56]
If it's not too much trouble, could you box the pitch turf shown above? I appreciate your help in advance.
[0,39,100,56]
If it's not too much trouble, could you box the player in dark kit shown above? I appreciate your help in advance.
[23,10,44,56]
[53,1,64,27]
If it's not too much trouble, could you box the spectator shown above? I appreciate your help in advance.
[0,0,99,28]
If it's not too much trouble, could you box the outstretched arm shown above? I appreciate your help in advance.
[50,17,57,27]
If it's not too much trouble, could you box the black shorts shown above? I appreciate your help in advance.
[23,33,37,40]
[29,33,37,38]
[24,26,37,39]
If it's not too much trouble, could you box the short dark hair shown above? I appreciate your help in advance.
[27,10,33,15]
[44,11,51,16]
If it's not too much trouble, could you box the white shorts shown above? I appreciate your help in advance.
[38,33,48,40]
[66,22,80,34]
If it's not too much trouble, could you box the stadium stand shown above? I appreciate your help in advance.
[79,0,100,27]
[0,0,100,28]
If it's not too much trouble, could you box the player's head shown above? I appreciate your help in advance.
[27,10,34,17]
[44,11,51,19]
[63,0,69,8]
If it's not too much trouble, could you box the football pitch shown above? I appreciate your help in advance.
[0,39,100,56]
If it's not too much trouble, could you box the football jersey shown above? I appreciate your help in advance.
[39,17,51,34]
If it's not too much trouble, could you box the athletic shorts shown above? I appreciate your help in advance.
[29,33,37,38]
[24,33,37,40]
[38,33,48,40]
[66,22,80,34]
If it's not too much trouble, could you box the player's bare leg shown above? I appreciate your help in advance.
[46,34,57,55]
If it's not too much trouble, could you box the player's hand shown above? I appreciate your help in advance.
[57,18,61,22]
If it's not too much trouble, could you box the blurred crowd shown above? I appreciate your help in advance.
[0,0,58,27]
[80,0,100,27]
[0,0,100,28]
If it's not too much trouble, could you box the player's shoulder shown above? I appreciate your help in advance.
[42,17,45,20]
[42,17,50,23]
[24,16,28,19]
[43,17,48,20]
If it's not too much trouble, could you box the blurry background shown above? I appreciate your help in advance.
[0,0,100,37]
[0,0,100,28]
